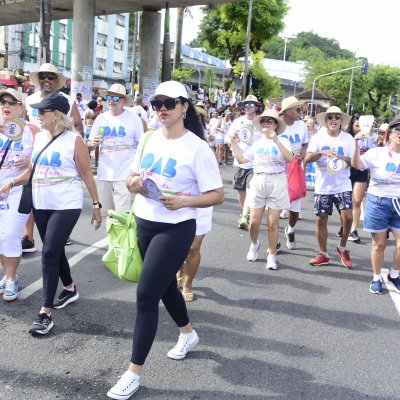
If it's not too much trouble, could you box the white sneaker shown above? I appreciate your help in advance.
[266,254,278,270]
[280,209,289,219]
[107,370,140,400]
[167,330,199,360]
[246,241,260,261]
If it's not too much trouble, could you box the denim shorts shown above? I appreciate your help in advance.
[364,193,400,233]
[313,191,352,215]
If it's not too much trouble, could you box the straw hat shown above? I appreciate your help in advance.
[253,109,286,134]
[316,106,351,129]
[376,123,389,133]
[279,96,304,114]
[100,83,134,106]
[238,94,261,105]
[30,63,66,91]
[0,88,23,103]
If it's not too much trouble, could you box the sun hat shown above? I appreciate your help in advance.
[279,96,305,114]
[30,92,70,115]
[100,83,134,106]
[0,88,23,103]
[388,119,400,130]
[238,94,261,105]
[149,81,188,101]
[316,106,351,129]
[253,109,286,134]
[30,63,66,91]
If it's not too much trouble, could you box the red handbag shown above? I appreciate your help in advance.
[287,159,306,202]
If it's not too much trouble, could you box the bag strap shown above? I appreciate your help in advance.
[0,140,12,170]
[28,132,63,183]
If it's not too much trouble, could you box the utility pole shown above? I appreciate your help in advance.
[161,3,171,82]
[242,0,252,96]
[39,0,51,64]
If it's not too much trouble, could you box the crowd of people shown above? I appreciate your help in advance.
[0,62,400,399]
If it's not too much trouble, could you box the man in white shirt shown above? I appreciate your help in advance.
[76,92,88,122]
[127,96,148,132]
[87,83,144,216]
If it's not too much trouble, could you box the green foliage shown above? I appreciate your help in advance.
[171,67,195,83]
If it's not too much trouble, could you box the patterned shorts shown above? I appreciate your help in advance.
[313,191,352,215]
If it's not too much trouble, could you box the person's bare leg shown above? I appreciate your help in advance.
[182,234,205,298]
[23,212,35,240]
[316,213,329,252]
[351,182,368,232]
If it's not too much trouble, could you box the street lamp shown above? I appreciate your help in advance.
[242,0,253,96]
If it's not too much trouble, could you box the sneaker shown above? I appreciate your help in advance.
[370,279,383,294]
[280,209,289,219]
[387,273,400,294]
[21,235,37,253]
[336,247,352,269]
[284,227,296,250]
[276,241,281,253]
[266,254,278,270]
[336,226,343,238]
[3,277,18,301]
[246,241,260,261]
[167,330,199,360]
[309,252,330,266]
[53,285,79,309]
[0,275,7,294]
[107,370,140,400]
[29,313,54,335]
[65,237,72,246]
[238,214,249,230]
[349,230,361,243]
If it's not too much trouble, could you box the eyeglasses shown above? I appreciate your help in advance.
[260,118,276,125]
[0,99,21,106]
[244,103,256,109]
[150,98,182,111]
[327,114,342,121]
[38,109,55,115]
[105,95,121,102]
[391,127,400,132]
[38,72,57,81]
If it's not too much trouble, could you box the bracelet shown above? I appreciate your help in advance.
[9,179,15,189]
[93,202,102,209]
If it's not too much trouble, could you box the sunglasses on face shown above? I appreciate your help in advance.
[38,72,57,81]
[38,108,55,115]
[327,114,342,121]
[391,127,400,132]
[244,103,256,109]
[150,98,182,111]
[105,95,121,102]
[0,99,21,106]
[260,118,276,125]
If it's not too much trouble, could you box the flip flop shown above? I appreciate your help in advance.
[182,292,194,302]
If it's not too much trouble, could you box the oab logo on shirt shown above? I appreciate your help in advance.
[33,151,62,167]
[103,126,127,138]
[141,153,177,178]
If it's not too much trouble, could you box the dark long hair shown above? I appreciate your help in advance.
[347,113,361,137]
[181,97,205,141]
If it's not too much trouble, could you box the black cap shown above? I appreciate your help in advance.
[31,92,70,115]
[389,118,400,130]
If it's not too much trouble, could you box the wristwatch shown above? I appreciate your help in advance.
[93,202,102,209]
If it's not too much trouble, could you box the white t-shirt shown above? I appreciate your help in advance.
[243,136,292,174]
[131,129,222,224]
[26,91,75,127]
[227,116,262,169]
[280,119,309,156]
[127,105,148,123]
[307,128,355,194]
[361,147,400,198]
[32,130,83,210]
[76,99,88,120]
[89,110,144,181]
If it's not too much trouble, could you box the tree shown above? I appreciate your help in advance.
[196,1,288,89]
[171,67,194,83]
[173,7,193,70]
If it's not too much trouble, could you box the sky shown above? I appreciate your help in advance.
[168,1,399,67]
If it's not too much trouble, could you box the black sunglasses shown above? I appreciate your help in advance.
[38,72,57,81]
[327,114,342,120]
[260,118,276,125]
[39,108,55,115]
[0,99,21,106]
[105,95,121,102]
[150,98,182,111]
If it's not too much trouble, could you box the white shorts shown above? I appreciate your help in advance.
[96,179,133,217]
[247,172,290,210]
[0,189,30,257]
[196,207,213,235]
[289,198,302,213]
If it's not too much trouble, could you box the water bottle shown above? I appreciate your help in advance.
[0,194,9,225]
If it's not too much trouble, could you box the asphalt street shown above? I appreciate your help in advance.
[1,165,399,400]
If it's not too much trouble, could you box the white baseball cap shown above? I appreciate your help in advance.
[149,81,188,101]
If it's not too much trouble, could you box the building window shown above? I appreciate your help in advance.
[113,62,122,74]
[116,14,126,26]
[59,23,68,40]
[58,52,66,68]
[98,15,108,21]
[96,58,106,71]
[97,33,107,46]
[30,46,38,62]
[114,38,123,51]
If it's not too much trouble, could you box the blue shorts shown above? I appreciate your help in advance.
[364,193,400,233]
[313,191,352,215]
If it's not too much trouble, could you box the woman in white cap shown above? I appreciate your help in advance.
[0,88,37,301]
[352,119,400,295]
[107,81,223,399]
[230,109,294,270]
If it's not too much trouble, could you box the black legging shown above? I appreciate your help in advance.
[33,208,81,308]
[131,216,196,365]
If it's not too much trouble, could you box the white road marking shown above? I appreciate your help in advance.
[382,268,400,316]
[18,237,108,300]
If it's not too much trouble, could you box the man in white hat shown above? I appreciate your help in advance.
[127,95,148,131]
[226,94,263,229]
[304,106,355,269]
[87,83,144,217]
[278,96,309,250]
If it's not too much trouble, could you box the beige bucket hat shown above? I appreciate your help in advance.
[279,96,305,114]
[316,106,351,128]
[100,83,134,106]
[253,109,286,134]
[238,94,261,105]
[0,88,23,103]
[30,63,67,91]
